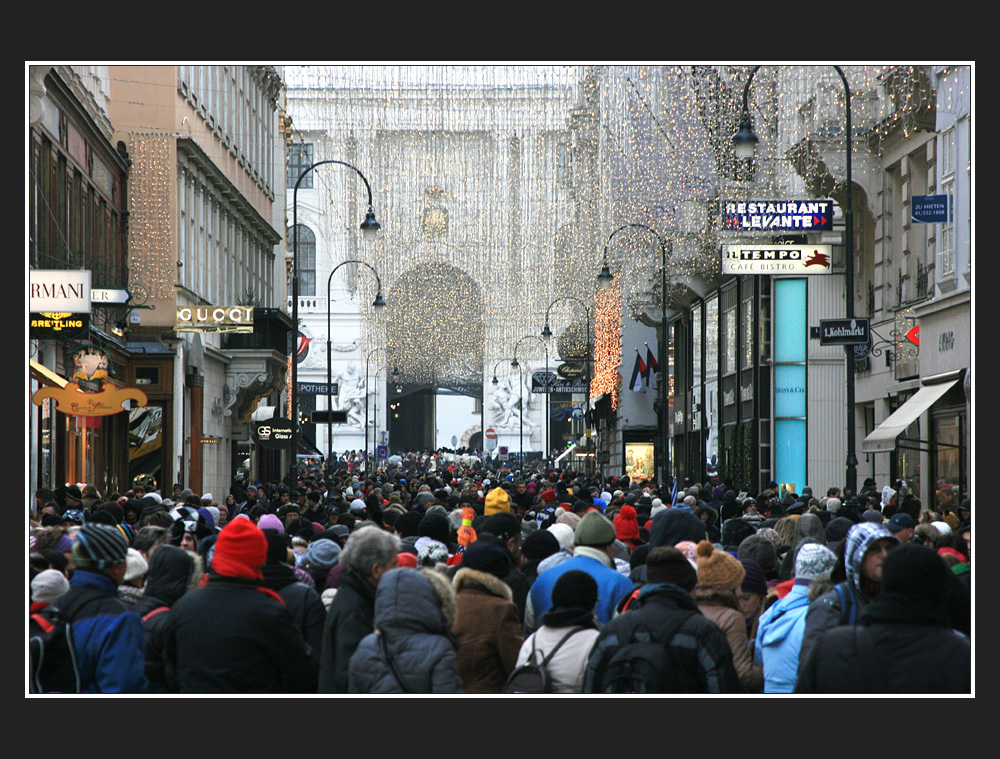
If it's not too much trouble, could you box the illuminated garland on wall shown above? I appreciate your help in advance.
[592,273,622,410]
[284,64,963,391]
[127,133,175,299]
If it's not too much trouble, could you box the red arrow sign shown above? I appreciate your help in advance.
[905,326,920,346]
[813,215,828,227]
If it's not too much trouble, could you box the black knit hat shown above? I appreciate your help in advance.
[460,537,511,578]
[881,543,950,601]
[479,512,521,543]
[551,569,598,611]
[72,524,128,570]
[521,529,560,562]
[645,546,698,592]
[394,509,424,538]
[418,513,451,545]
[721,518,757,549]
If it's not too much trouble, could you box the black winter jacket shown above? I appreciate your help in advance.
[261,562,327,656]
[132,545,198,693]
[795,593,971,693]
[318,569,376,693]
[584,582,741,694]
[163,575,318,693]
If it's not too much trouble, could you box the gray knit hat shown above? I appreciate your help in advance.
[303,538,341,570]
[31,568,70,603]
[737,533,778,573]
[573,509,616,547]
[794,542,838,581]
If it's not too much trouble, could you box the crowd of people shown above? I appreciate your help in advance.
[28,462,972,695]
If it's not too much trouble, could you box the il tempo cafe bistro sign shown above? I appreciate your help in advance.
[175,306,254,333]
[722,244,833,275]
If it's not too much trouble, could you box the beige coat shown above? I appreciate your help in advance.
[693,587,764,693]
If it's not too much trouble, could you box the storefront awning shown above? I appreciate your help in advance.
[30,359,67,389]
[862,374,961,453]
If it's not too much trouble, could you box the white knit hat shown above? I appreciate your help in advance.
[546,523,575,551]
[124,547,148,582]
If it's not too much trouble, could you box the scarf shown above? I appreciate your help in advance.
[538,605,600,630]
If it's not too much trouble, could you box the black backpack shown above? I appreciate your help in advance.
[28,587,102,694]
[589,609,697,694]
[504,626,583,694]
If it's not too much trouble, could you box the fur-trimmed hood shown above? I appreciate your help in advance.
[421,568,457,629]
[691,585,741,611]
[453,567,513,601]
[372,567,457,637]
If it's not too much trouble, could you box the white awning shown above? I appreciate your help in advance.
[862,377,959,453]
[252,405,276,422]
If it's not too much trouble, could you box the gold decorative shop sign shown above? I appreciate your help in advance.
[32,383,148,417]
[175,306,254,333]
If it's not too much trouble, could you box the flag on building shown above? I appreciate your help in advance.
[646,346,659,390]
[629,351,647,392]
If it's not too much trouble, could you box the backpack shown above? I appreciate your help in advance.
[590,609,697,694]
[834,582,857,625]
[504,626,583,694]
[29,605,81,694]
[29,586,105,694]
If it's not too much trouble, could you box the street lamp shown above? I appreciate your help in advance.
[365,347,383,473]
[598,224,672,486]
[541,296,593,475]
[732,65,857,497]
[513,334,549,469]
[327,259,385,464]
[291,159,381,487]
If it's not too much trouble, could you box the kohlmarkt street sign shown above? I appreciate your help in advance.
[724,200,834,232]
[532,371,588,394]
[298,382,338,396]
[722,245,832,275]
[819,318,870,345]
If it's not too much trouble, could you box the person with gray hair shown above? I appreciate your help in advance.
[318,525,400,693]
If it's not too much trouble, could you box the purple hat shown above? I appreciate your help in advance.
[258,514,284,534]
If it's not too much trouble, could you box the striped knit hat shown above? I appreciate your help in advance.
[72,524,129,570]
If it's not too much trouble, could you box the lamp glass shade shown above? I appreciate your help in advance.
[360,208,381,239]
[597,265,614,290]
[732,124,759,159]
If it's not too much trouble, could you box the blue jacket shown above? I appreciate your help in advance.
[754,581,811,693]
[526,552,634,633]
[63,570,148,693]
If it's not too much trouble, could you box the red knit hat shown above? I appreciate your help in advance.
[540,489,557,503]
[211,518,267,580]
[396,552,418,569]
[614,505,641,542]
